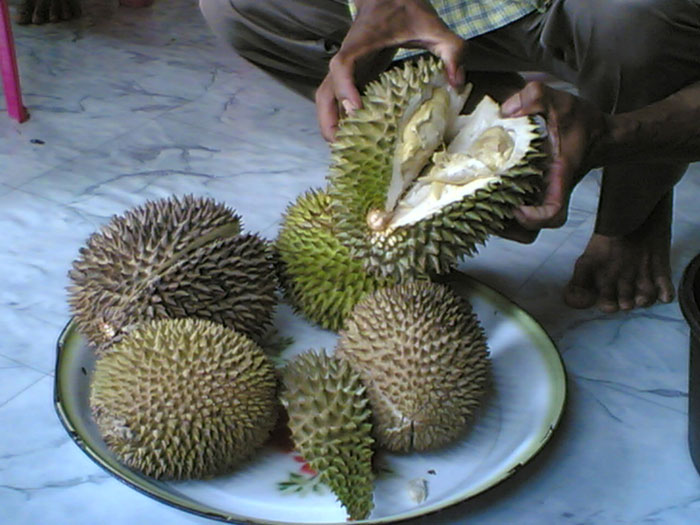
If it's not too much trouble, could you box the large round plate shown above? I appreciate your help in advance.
[54,272,566,524]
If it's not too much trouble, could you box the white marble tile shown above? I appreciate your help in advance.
[0,376,212,525]
[0,189,95,372]
[0,356,46,406]
[16,117,329,238]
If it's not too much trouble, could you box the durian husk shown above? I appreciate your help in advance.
[281,349,375,520]
[89,318,279,480]
[68,195,278,350]
[275,188,395,331]
[327,56,547,280]
[335,281,491,452]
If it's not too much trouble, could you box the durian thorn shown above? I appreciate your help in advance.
[164,221,242,268]
[124,220,242,308]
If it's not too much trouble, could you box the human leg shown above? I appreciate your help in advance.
[557,0,700,310]
[198,0,351,98]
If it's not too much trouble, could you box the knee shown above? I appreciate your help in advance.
[199,0,257,54]
[582,0,692,71]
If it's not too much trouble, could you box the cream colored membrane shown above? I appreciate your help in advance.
[387,96,537,230]
[385,83,473,212]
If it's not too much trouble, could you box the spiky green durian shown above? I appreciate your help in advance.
[335,281,490,452]
[89,318,279,480]
[327,56,547,279]
[275,188,395,331]
[68,195,278,349]
[281,349,375,520]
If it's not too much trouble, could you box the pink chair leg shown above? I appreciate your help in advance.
[0,0,29,123]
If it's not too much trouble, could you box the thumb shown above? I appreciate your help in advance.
[431,35,467,88]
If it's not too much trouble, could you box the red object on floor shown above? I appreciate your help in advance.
[0,0,29,122]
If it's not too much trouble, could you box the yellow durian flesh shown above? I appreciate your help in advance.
[377,95,541,232]
[385,82,473,214]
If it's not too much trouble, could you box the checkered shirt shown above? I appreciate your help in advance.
[348,0,550,60]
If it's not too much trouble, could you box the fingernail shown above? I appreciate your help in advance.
[501,94,521,117]
[342,99,358,115]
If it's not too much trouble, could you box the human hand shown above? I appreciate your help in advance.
[15,0,81,24]
[315,0,468,141]
[500,81,610,231]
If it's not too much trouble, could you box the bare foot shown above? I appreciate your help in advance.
[565,195,675,312]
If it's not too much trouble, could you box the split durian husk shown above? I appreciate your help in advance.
[275,188,395,331]
[328,56,547,280]
[281,349,375,520]
[89,318,279,480]
[335,280,490,452]
[68,195,278,350]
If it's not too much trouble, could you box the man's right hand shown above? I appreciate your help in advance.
[500,81,610,232]
[316,0,468,141]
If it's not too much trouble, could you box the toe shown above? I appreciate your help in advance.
[565,284,597,309]
[618,278,636,310]
[656,275,675,303]
[597,285,619,313]
[565,256,598,309]
[635,277,657,307]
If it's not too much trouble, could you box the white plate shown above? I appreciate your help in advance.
[54,272,566,524]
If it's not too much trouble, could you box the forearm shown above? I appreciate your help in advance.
[596,82,700,166]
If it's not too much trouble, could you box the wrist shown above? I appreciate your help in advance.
[587,112,615,170]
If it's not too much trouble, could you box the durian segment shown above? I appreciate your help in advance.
[327,57,547,280]
[387,81,473,212]
[336,281,490,452]
[388,96,541,230]
[89,318,279,480]
[275,188,395,331]
[68,195,278,349]
[281,349,375,521]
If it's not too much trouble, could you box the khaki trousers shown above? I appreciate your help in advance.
[199,0,700,236]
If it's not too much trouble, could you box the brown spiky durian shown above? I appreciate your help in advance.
[280,349,375,520]
[68,195,278,350]
[89,318,279,480]
[275,188,395,331]
[327,56,547,280]
[335,280,491,452]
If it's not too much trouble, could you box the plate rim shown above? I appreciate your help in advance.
[53,272,567,525]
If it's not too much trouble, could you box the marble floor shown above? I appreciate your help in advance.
[2,1,700,524]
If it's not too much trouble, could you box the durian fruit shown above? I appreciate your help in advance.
[328,56,547,279]
[275,188,395,331]
[68,195,278,349]
[89,318,279,480]
[335,281,490,452]
[280,349,375,520]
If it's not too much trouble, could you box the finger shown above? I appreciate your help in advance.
[328,53,363,116]
[501,81,548,117]
[430,36,468,88]
[315,77,341,142]
[513,161,568,229]
[498,220,540,244]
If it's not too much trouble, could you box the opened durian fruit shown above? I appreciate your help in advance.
[68,195,278,351]
[276,187,396,331]
[280,349,375,520]
[89,318,279,480]
[335,280,491,452]
[328,57,547,279]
